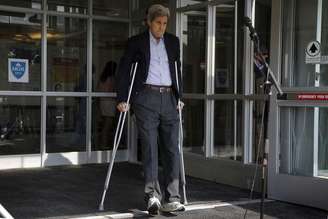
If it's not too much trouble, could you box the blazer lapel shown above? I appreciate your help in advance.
[163,33,173,61]
[163,33,176,80]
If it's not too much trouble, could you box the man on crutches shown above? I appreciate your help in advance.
[116,4,186,215]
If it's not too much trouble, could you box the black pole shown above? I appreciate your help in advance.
[251,30,273,219]
[260,76,271,219]
[245,16,283,219]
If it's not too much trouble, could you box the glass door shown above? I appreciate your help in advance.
[179,6,207,155]
[177,0,259,189]
[179,0,241,156]
[269,0,328,211]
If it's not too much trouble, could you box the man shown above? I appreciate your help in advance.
[116,4,184,215]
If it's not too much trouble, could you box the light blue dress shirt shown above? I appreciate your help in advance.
[146,31,172,86]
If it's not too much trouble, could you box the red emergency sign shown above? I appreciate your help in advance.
[297,94,328,100]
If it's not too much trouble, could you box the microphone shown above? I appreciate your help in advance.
[244,17,258,40]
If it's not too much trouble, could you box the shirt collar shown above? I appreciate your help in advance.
[149,31,164,44]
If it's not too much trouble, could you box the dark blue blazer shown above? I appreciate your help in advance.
[116,31,182,103]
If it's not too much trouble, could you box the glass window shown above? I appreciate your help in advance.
[180,0,205,7]
[183,99,204,155]
[250,0,271,164]
[319,108,328,178]
[280,107,314,176]
[254,0,271,92]
[93,20,129,92]
[93,0,129,18]
[47,16,87,92]
[215,4,235,94]
[47,0,88,14]
[279,107,328,177]
[320,0,328,87]
[0,0,41,9]
[279,106,328,178]
[131,0,169,12]
[91,97,127,151]
[182,9,207,93]
[214,100,242,161]
[46,97,86,153]
[281,0,328,87]
[0,11,41,91]
[237,0,245,95]
[252,100,266,163]
[0,96,40,155]
[214,0,244,95]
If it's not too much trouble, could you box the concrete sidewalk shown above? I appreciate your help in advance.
[0,162,326,219]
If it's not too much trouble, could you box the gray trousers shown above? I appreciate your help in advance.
[132,88,180,203]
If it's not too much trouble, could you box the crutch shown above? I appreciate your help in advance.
[99,62,138,211]
[175,61,188,205]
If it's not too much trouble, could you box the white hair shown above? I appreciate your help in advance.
[147,4,170,22]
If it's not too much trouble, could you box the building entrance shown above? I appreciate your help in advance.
[269,0,328,210]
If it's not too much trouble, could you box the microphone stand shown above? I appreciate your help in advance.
[249,32,283,219]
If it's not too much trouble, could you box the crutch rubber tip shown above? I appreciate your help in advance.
[99,204,104,211]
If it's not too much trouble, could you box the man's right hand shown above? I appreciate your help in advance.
[117,102,130,112]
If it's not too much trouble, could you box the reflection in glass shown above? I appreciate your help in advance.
[131,0,168,12]
[319,109,328,177]
[280,107,314,176]
[131,20,148,36]
[0,96,40,155]
[252,100,266,163]
[183,99,204,155]
[281,0,328,87]
[0,11,41,91]
[46,97,86,153]
[254,0,271,92]
[280,107,328,178]
[47,0,87,14]
[214,100,242,161]
[47,16,87,92]
[215,1,244,94]
[236,0,245,95]
[319,1,328,87]
[0,0,41,9]
[91,97,126,151]
[93,0,129,18]
[93,21,129,92]
[215,5,235,94]
[182,9,206,93]
[180,0,205,7]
